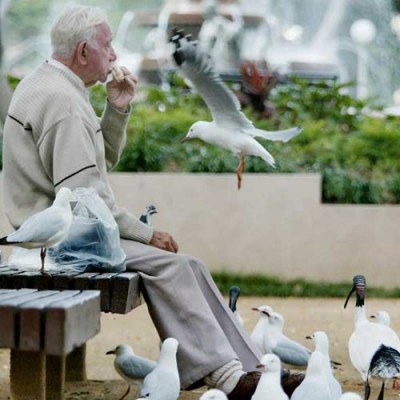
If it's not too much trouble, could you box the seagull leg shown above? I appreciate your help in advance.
[40,248,51,276]
[236,156,246,190]
[377,381,385,400]
[119,384,130,400]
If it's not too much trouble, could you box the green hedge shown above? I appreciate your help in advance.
[6,74,400,204]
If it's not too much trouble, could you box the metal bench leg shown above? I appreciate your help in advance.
[65,344,87,381]
[46,355,66,400]
[10,349,45,400]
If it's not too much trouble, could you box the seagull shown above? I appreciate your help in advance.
[137,337,180,400]
[252,353,288,400]
[170,29,302,190]
[106,344,156,400]
[259,310,312,367]
[228,285,244,326]
[339,394,362,400]
[344,274,400,400]
[200,389,228,400]
[306,331,342,399]
[250,305,274,353]
[139,205,158,226]
[0,187,73,274]
[290,351,332,400]
[370,311,391,327]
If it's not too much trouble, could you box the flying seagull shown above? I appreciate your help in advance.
[106,344,156,400]
[0,187,73,274]
[171,29,301,189]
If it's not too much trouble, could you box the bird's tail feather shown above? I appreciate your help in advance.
[260,149,276,168]
[0,236,11,245]
[253,127,302,143]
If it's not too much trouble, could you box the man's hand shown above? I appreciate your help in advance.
[150,231,179,253]
[106,66,137,112]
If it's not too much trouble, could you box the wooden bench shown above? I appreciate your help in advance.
[0,288,101,400]
[0,265,142,313]
[0,265,143,399]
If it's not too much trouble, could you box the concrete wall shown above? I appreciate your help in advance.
[2,172,400,287]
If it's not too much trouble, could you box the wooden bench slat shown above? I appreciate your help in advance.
[0,290,62,348]
[19,290,81,352]
[110,273,141,314]
[45,291,100,355]
[92,273,119,312]
[0,266,141,314]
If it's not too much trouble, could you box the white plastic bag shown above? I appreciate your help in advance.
[8,187,126,272]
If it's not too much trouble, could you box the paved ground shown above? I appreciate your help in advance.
[1,296,400,399]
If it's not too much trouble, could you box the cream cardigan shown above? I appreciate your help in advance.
[2,61,153,244]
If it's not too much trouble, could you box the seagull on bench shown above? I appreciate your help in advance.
[171,28,302,189]
[140,205,158,226]
[0,187,73,275]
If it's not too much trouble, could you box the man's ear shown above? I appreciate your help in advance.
[76,42,88,64]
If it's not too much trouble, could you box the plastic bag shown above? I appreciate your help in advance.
[8,187,126,272]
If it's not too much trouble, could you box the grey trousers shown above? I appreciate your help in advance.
[120,239,262,388]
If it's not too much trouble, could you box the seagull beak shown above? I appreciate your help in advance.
[106,349,115,355]
[180,136,189,143]
[370,315,375,319]
[256,363,264,369]
[261,310,270,317]
[305,335,312,340]
[251,307,259,311]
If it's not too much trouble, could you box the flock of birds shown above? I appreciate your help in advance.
[105,275,400,400]
[0,23,398,400]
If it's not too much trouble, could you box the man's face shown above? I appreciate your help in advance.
[84,22,116,86]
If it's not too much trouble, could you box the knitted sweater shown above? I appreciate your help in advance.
[2,61,153,244]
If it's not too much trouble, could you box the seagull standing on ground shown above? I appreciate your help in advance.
[228,285,244,326]
[370,311,391,327]
[344,274,400,400]
[252,353,288,400]
[106,344,156,400]
[200,389,228,400]
[137,338,180,400]
[290,351,332,400]
[171,29,301,189]
[0,187,73,274]
[250,305,274,353]
[260,310,312,367]
[306,331,342,399]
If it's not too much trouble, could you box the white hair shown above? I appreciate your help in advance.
[51,5,109,58]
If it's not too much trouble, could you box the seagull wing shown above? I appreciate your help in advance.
[117,355,156,380]
[6,206,69,245]
[273,336,311,366]
[173,36,253,131]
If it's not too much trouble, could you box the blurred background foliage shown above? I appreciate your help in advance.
[89,75,400,205]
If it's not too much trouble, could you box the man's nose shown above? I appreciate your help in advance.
[110,46,117,61]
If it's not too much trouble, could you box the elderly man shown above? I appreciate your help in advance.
[2,6,302,399]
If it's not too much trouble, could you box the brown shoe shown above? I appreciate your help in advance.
[227,371,261,400]
[281,371,305,397]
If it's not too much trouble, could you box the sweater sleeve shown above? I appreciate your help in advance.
[100,101,130,171]
[37,114,154,244]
